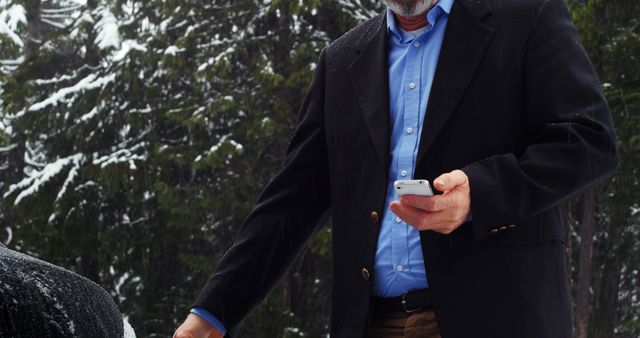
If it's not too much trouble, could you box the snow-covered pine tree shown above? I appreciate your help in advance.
[1,0,383,335]
[0,0,29,245]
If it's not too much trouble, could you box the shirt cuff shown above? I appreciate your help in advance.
[190,307,227,336]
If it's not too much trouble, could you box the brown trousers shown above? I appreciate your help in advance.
[367,309,441,338]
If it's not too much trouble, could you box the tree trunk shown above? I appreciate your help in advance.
[575,190,596,338]
[591,209,624,338]
[24,0,42,59]
[2,132,25,248]
[2,1,40,247]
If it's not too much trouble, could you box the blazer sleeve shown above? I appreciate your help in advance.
[192,48,331,335]
[461,0,619,242]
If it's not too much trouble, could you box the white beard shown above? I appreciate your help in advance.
[382,0,439,16]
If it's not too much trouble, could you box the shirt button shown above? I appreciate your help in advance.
[409,82,416,89]
[406,127,414,134]
[395,216,402,223]
[396,265,404,272]
[400,170,407,177]
[414,41,420,48]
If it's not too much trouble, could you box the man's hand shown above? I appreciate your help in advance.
[174,314,223,338]
[390,169,471,234]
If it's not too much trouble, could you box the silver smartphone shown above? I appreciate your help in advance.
[394,179,434,197]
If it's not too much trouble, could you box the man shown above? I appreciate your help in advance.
[175,0,619,336]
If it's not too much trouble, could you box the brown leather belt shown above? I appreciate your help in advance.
[372,288,433,315]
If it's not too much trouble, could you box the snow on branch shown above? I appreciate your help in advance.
[0,144,17,153]
[0,3,26,47]
[194,135,243,162]
[24,150,46,168]
[27,73,116,112]
[41,5,83,15]
[3,227,12,245]
[0,56,23,65]
[33,72,79,86]
[41,17,66,29]
[4,153,83,206]
[95,7,121,50]
[197,47,235,72]
[55,160,80,202]
[337,0,381,22]
[112,39,147,62]
[79,106,98,122]
[92,145,147,170]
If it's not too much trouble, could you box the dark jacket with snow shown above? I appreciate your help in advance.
[0,243,124,338]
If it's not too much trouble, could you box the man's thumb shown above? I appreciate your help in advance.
[434,170,468,192]
[434,175,448,192]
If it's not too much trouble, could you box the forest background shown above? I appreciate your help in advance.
[0,0,638,337]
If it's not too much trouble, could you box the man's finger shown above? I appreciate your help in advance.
[391,201,460,234]
[400,194,449,212]
[209,330,223,338]
[173,331,194,338]
[390,201,435,230]
[434,169,468,192]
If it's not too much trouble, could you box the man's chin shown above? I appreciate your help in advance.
[383,0,437,16]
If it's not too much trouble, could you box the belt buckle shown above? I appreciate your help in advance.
[401,294,423,314]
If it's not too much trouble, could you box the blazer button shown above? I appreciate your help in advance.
[361,268,371,281]
[499,226,508,231]
[507,224,517,229]
[370,211,380,223]
[489,228,499,235]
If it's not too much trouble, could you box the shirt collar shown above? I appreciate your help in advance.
[386,0,454,40]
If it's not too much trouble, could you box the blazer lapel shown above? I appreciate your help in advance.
[416,0,495,166]
[347,14,390,167]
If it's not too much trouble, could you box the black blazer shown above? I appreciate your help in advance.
[194,0,619,337]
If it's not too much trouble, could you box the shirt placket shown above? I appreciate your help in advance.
[392,36,423,278]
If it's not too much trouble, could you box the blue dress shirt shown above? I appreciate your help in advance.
[192,0,454,331]
[190,307,227,335]
[372,1,453,297]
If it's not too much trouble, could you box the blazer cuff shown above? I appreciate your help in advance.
[190,307,227,336]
